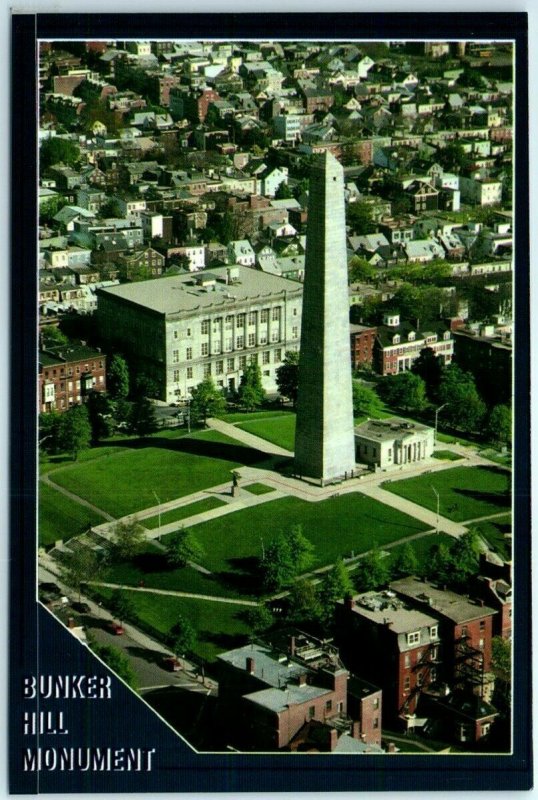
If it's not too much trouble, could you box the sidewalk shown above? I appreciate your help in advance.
[206,417,293,457]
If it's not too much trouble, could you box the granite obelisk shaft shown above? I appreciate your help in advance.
[294,152,356,482]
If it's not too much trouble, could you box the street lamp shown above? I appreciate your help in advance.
[152,490,162,539]
[431,485,440,534]
[434,403,448,443]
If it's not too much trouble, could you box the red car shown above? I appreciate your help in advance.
[108,621,125,635]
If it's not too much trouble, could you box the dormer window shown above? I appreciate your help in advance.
[443,330,451,340]
[408,331,416,342]
[393,334,400,344]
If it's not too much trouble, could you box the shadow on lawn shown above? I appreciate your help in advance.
[97,435,292,472]
[214,557,263,597]
[199,629,249,652]
[452,488,511,509]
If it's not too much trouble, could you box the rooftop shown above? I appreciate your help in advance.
[98,265,302,316]
[340,591,439,635]
[354,417,432,443]
[390,577,498,624]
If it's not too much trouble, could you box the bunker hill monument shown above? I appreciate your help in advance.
[294,152,356,483]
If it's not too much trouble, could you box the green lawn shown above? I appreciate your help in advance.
[384,532,455,573]
[236,414,296,451]
[383,466,511,522]
[243,483,275,495]
[159,493,428,595]
[101,543,246,599]
[220,410,293,424]
[93,586,252,662]
[471,514,512,561]
[38,482,106,547]
[46,430,257,519]
[143,497,227,529]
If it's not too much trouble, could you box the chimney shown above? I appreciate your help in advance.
[387,742,396,754]
[298,673,307,687]
[352,721,360,740]
[344,597,354,610]
[246,657,255,674]
[289,636,296,657]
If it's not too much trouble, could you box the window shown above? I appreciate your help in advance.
[227,358,234,372]
[248,312,256,326]
[239,356,247,369]
[262,351,270,365]
[260,309,269,323]
[236,335,244,349]
[430,625,438,639]
[479,620,486,632]
[407,631,421,646]
[237,314,245,328]
[174,330,178,339]
[404,676,411,691]
[259,334,267,345]
[201,320,210,335]
[417,671,424,687]
[173,369,180,382]
[225,315,233,328]
[203,364,211,377]
[263,370,270,377]
[325,700,332,712]
[187,328,192,337]
[225,338,233,351]
[272,307,281,321]
[201,343,209,356]
[216,361,224,375]
[248,333,255,347]
[292,326,298,338]
[213,341,221,354]
[275,349,282,362]
[373,717,379,729]
[271,331,280,342]
[404,653,411,668]
[186,347,192,361]
[430,646,439,662]
[388,448,392,461]
[172,350,179,363]
[293,306,298,316]
[213,317,222,331]
[373,698,379,710]
[308,706,315,719]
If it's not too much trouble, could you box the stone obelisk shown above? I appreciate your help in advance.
[294,151,356,484]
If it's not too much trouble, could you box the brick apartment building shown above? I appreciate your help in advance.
[350,323,377,370]
[373,312,453,375]
[38,344,106,413]
[216,632,383,752]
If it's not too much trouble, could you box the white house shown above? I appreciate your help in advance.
[354,417,434,470]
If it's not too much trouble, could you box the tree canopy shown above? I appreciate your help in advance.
[168,615,196,657]
[57,405,92,460]
[437,364,486,433]
[378,371,427,413]
[189,377,226,424]
[40,136,80,170]
[109,518,146,562]
[107,354,130,400]
[237,361,266,411]
[354,546,391,593]
[165,528,205,568]
[352,381,383,418]
[275,350,299,406]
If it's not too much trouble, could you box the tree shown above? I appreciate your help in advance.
[285,578,322,626]
[189,377,226,424]
[260,533,294,592]
[243,605,274,635]
[437,365,486,434]
[91,641,138,690]
[491,635,511,678]
[168,615,196,657]
[237,361,266,411]
[109,589,137,625]
[286,524,314,574]
[274,181,293,200]
[39,411,63,453]
[275,350,299,406]
[352,381,383,418]
[165,528,205,568]
[348,256,376,283]
[86,391,116,441]
[346,200,376,235]
[129,397,158,436]
[392,542,419,579]
[41,325,69,349]
[57,405,92,460]
[109,518,146,562]
[411,347,444,401]
[378,371,427,413]
[99,198,123,219]
[40,136,80,170]
[485,405,511,447]
[426,541,453,586]
[449,529,481,587]
[318,560,354,624]
[354,546,391,593]
[60,547,104,602]
[107,354,130,400]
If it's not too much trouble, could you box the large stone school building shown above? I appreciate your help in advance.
[96,266,303,403]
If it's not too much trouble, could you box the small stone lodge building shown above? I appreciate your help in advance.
[354,417,434,470]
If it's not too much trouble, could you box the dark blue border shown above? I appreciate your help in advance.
[11,12,531,793]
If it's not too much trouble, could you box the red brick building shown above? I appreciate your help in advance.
[373,312,453,376]
[350,324,377,370]
[216,634,358,752]
[38,344,106,413]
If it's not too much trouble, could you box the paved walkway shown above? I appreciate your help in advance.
[41,472,114,521]
[87,581,259,607]
[206,417,293,457]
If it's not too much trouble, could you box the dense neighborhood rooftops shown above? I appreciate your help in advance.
[217,643,310,688]
[98,265,303,316]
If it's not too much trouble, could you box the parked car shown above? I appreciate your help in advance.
[71,601,91,614]
[108,621,125,635]
[162,656,182,672]
[39,582,61,597]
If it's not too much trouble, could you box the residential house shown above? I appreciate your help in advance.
[373,313,453,375]
[38,344,107,413]
[349,323,377,370]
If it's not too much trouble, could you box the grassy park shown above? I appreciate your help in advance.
[382,466,510,522]
[143,497,226,529]
[39,482,105,547]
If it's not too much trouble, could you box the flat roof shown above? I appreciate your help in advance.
[244,683,329,713]
[354,417,432,442]
[390,577,497,624]
[98,265,302,317]
[341,591,438,634]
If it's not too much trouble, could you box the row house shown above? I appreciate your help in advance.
[373,313,453,376]
[216,633,380,752]
[116,246,165,281]
[349,323,377,370]
[38,344,107,413]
